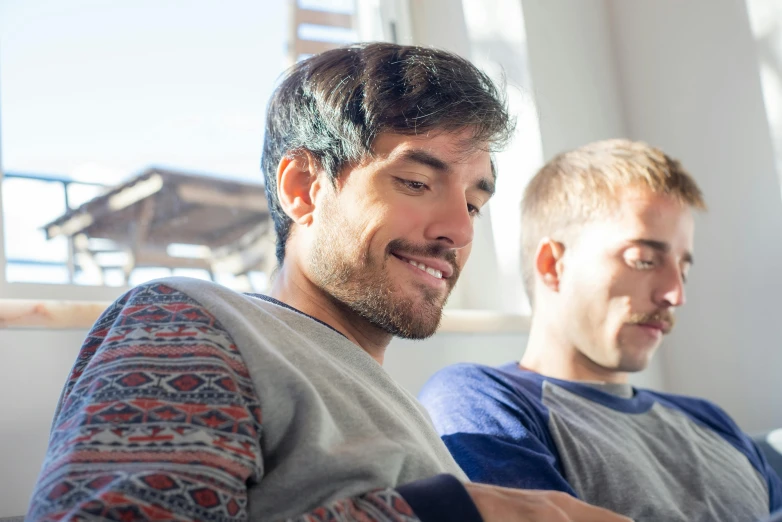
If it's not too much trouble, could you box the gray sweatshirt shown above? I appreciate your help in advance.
[26,277,481,521]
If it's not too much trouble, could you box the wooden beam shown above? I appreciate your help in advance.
[295,8,352,28]
[133,247,213,270]
[176,184,267,213]
[293,39,343,57]
[0,299,110,329]
[0,298,531,333]
[73,233,105,286]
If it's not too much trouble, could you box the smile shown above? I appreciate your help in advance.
[405,258,443,279]
[391,253,449,281]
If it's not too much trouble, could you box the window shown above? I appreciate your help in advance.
[455,0,542,314]
[0,0,366,297]
[747,0,782,182]
[0,0,538,314]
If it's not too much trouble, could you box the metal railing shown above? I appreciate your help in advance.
[2,171,108,284]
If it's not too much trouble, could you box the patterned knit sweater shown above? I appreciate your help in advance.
[26,277,480,522]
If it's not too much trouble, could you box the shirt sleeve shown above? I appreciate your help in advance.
[26,282,481,522]
[419,364,577,496]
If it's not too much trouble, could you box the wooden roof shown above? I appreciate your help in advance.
[45,167,269,250]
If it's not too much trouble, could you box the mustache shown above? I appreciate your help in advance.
[627,309,676,334]
[386,239,459,278]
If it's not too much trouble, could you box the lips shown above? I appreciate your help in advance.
[636,321,671,334]
[391,252,455,279]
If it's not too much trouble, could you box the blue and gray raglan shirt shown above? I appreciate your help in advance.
[419,362,782,522]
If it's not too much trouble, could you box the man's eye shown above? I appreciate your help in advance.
[397,178,427,191]
[634,260,655,270]
[468,204,482,218]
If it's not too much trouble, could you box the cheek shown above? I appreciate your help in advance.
[457,243,473,268]
[605,269,648,304]
[560,259,619,322]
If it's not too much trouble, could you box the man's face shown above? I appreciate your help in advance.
[307,130,493,339]
[557,187,695,373]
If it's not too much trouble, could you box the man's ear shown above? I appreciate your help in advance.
[535,238,566,292]
[276,151,323,226]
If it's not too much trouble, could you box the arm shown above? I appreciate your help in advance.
[420,365,577,496]
[27,283,481,522]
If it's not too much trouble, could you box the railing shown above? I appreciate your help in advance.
[2,172,108,284]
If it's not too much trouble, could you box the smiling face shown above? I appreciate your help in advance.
[306,130,493,339]
[555,187,695,373]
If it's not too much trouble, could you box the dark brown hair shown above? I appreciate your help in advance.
[261,42,514,264]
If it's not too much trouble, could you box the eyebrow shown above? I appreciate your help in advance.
[631,239,694,265]
[397,149,496,197]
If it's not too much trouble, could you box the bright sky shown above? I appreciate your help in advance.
[0,0,360,283]
[0,0,295,281]
[0,0,289,184]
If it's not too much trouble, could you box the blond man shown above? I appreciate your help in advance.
[420,139,782,521]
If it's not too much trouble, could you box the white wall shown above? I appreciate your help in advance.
[608,0,782,432]
[521,0,627,159]
[386,332,526,393]
[0,329,84,517]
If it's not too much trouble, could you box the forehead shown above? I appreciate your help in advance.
[371,130,492,169]
[584,187,695,250]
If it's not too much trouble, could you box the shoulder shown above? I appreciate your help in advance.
[641,388,740,434]
[419,362,549,436]
[421,362,545,402]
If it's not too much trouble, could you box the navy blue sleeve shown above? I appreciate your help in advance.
[652,392,782,511]
[397,474,483,522]
[419,364,577,496]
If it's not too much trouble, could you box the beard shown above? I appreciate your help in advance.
[308,199,459,339]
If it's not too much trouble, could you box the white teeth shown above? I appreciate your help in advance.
[406,259,443,279]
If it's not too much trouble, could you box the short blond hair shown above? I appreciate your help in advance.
[521,139,706,304]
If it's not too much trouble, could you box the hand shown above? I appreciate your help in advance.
[465,482,633,522]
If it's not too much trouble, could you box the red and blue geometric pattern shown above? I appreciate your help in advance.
[26,283,420,521]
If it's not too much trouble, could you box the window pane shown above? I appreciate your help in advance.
[7,262,69,284]
[129,267,173,287]
[67,183,106,210]
[2,178,68,265]
[298,23,357,43]
[299,0,355,14]
[0,0,289,288]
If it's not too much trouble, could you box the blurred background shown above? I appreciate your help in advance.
[1,0,782,516]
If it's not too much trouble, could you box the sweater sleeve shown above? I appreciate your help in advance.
[26,282,481,522]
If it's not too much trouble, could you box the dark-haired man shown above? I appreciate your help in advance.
[27,44,629,522]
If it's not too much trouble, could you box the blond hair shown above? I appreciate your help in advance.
[521,139,706,304]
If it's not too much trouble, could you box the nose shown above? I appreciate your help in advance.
[655,264,686,308]
[423,190,474,249]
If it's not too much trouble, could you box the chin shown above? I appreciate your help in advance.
[617,351,656,373]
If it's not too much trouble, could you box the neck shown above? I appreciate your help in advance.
[521,315,629,384]
[268,263,392,364]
